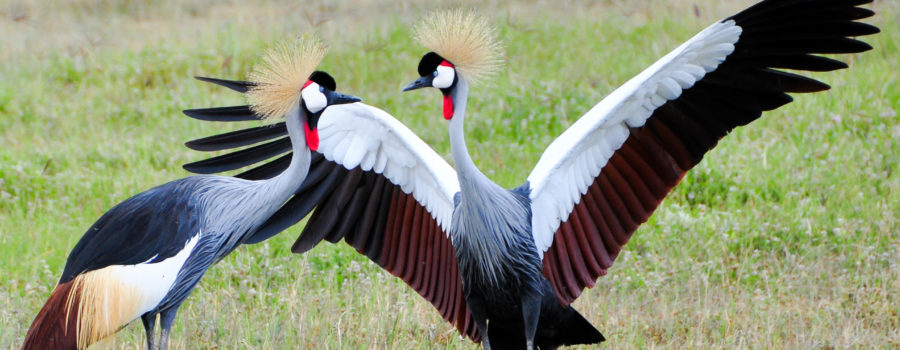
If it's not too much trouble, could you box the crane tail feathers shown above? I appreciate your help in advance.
[548,306,605,347]
[24,270,147,349]
[23,281,79,349]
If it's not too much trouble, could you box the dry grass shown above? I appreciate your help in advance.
[1,0,898,348]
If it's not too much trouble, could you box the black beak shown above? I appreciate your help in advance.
[326,90,362,106]
[402,76,433,92]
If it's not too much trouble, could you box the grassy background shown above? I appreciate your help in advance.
[1,0,897,348]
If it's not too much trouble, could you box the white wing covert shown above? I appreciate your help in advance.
[528,21,742,257]
[317,103,460,231]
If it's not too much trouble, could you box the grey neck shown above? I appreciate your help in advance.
[448,76,496,194]
[446,77,538,286]
[198,104,311,249]
[263,105,311,200]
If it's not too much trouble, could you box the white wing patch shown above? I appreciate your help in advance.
[527,20,742,258]
[69,232,201,348]
[316,103,459,232]
[105,233,200,318]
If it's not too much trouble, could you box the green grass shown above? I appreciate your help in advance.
[1,0,898,348]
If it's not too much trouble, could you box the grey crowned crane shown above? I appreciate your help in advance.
[182,1,878,348]
[22,38,360,350]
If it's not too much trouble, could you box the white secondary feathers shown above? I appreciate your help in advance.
[527,20,742,258]
[316,103,460,232]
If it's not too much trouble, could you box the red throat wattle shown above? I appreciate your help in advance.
[442,94,454,120]
[304,122,319,151]
[440,60,455,120]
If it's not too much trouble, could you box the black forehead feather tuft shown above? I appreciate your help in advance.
[309,71,337,91]
[417,52,447,77]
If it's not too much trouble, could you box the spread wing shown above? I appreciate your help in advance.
[525,0,878,305]
[181,85,480,340]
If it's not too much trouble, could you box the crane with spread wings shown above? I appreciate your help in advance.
[183,1,878,348]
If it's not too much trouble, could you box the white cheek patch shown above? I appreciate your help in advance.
[301,83,327,114]
[432,65,455,89]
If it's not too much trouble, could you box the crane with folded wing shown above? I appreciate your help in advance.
[22,38,360,350]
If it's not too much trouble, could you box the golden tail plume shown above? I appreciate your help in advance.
[23,281,79,349]
[23,268,147,349]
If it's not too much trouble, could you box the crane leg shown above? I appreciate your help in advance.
[521,289,542,350]
[157,307,180,350]
[466,296,492,350]
[141,313,158,350]
[476,318,491,350]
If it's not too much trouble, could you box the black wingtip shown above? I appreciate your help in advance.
[858,22,881,36]
[182,105,259,122]
[857,40,874,53]
[195,76,255,93]
[184,140,202,151]
[182,137,292,174]
[853,7,876,21]
[235,152,293,180]
[184,123,289,152]
[182,162,217,174]
[290,237,319,254]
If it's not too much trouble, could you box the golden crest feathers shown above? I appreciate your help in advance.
[247,36,327,120]
[414,8,504,84]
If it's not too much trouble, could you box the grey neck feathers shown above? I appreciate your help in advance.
[448,76,537,287]
[266,106,311,197]
[449,76,496,194]
[199,105,310,243]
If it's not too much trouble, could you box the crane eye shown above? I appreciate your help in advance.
[433,71,439,77]
[319,86,325,93]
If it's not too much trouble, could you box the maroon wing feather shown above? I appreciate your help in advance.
[292,169,481,342]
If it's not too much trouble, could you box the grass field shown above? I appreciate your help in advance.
[1,0,898,348]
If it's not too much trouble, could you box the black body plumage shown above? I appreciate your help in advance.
[61,179,205,284]
[453,184,604,349]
